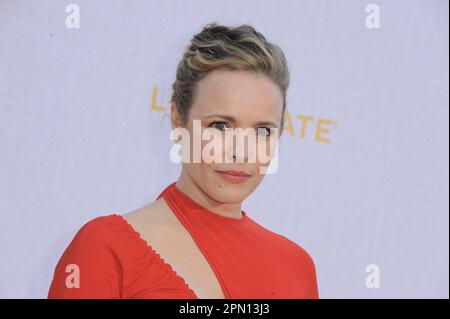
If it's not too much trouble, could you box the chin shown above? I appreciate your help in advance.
[213,181,254,201]
[214,191,246,204]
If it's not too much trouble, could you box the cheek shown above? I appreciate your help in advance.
[200,130,226,164]
[255,136,277,166]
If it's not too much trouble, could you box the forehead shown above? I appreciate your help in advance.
[190,69,283,123]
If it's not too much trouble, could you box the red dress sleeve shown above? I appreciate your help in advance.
[295,243,319,299]
[296,246,319,299]
[48,217,122,299]
[278,234,319,299]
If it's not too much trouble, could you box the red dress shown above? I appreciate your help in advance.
[48,182,319,299]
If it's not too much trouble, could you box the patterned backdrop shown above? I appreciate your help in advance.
[0,0,448,298]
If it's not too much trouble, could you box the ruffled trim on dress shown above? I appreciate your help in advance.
[99,214,198,299]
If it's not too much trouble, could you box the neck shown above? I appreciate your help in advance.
[175,169,243,220]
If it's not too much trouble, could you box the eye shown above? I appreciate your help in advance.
[255,127,271,137]
[209,121,229,131]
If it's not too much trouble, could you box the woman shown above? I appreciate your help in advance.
[48,22,319,299]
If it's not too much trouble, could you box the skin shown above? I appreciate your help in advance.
[123,69,284,299]
[173,69,283,219]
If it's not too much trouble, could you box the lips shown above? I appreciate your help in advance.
[216,170,251,177]
[215,170,251,184]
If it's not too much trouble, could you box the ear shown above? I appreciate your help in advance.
[170,102,183,130]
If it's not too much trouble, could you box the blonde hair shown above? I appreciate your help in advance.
[170,22,290,134]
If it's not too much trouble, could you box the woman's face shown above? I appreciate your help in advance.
[173,69,284,204]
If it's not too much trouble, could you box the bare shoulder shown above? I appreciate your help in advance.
[121,197,180,238]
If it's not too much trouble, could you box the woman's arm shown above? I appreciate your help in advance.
[48,218,121,299]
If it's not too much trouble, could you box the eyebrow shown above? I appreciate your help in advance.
[203,113,279,127]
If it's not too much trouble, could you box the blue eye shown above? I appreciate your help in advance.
[256,127,271,137]
[209,121,228,131]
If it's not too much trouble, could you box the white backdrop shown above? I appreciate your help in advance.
[0,0,448,298]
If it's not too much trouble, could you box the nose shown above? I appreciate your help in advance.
[225,129,257,164]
